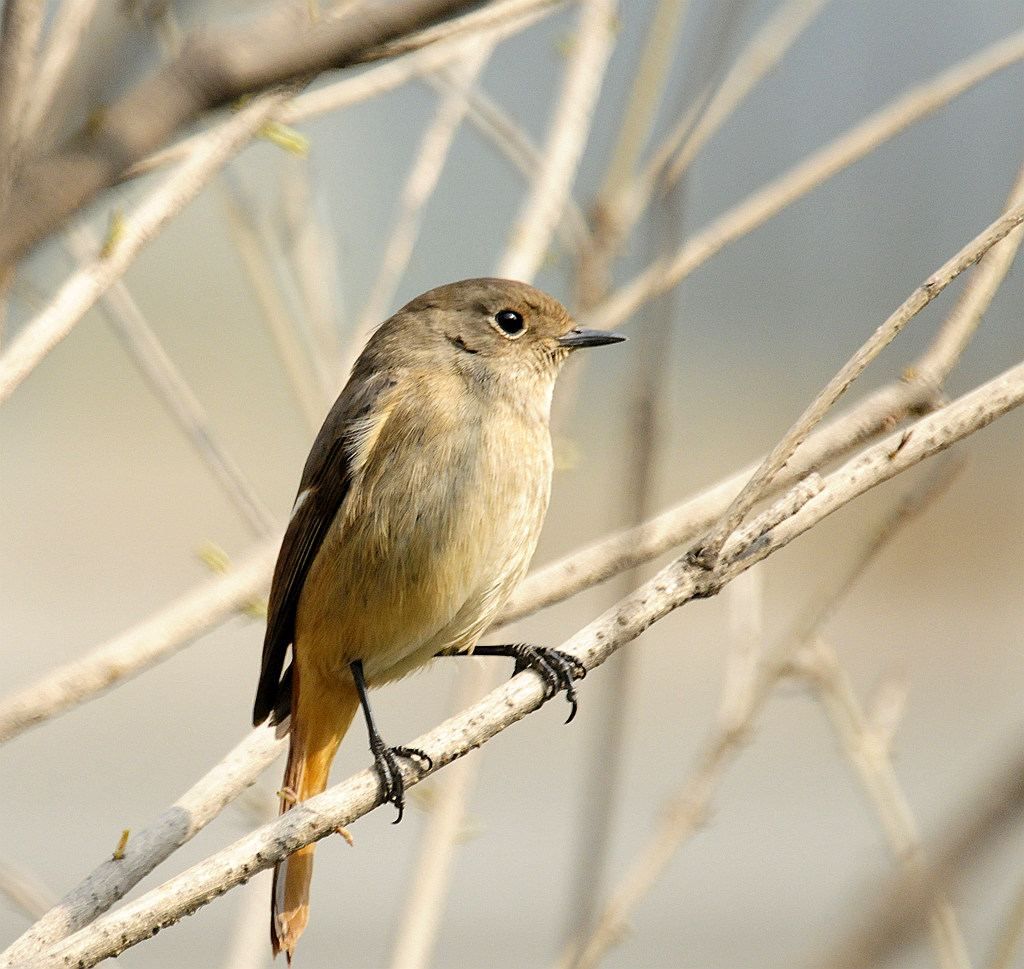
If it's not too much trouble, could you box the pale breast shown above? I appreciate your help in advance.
[294,377,553,686]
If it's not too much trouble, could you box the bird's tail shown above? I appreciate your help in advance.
[272,671,361,963]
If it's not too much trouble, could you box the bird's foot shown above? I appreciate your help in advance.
[476,643,587,723]
[368,738,432,823]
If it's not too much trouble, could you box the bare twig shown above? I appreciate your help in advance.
[217,172,328,434]
[807,737,1024,969]
[0,0,44,207]
[19,0,101,144]
[427,73,591,257]
[63,225,277,537]
[663,0,832,187]
[987,874,1024,969]
[496,0,618,281]
[350,42,494,365]
[0,857,55,922]
[586,27,1024,334]
[915,159,1024,387]
[689,192,1024,568]
[0,542,277,746]
[127,0,570,180]
[388,662,499,969]
[279,162,346,395]
[804,640,972,969]
[596,0,690,205]
[0,727,285,966]
[26,356,1024,969]
[0,0,487,267]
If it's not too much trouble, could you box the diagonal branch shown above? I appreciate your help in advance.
[558,458,965,969]
[0,727,285,967]
[0,0,486,268]
[688,191,1024,567]
[0,90,292,408]
[28,355,1024,969]
[0,0,44,207]
[586,26,1024,334]
[0,543,278,746]
[64,225,278,537]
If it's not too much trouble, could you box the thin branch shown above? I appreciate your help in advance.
[986,873,1024,969]
[806,737,1024,969]
[0,857,55,922]
[496,0,617,281]
[63,224,277,537]
[0,542,277,746]
[585,26,1024,334]
[595,0,690,206]
[559,458,964,969]
[0,90,292,408]
[388,662,499,969]
[0,0,487,267]
[804,640,973,969]
[689,190,1024,567]
[0,727,285,967]
[576,0,691,307]
[915,158,1024,387]
[128,0,567,179]
[279,162,347,395]
[217,172,328,434]
[27,355,1024,969]
[663,0,832,187]
[426,73,591,257]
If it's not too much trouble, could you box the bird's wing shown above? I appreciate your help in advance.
[252,370,398,726]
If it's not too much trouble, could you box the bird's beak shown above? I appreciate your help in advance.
[556,327,627,349]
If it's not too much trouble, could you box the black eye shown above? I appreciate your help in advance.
[494,309,525,337]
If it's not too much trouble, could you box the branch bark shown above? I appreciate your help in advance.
[0,0,485,269]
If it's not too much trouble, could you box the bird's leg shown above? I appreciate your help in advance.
[349,660,432,823]
[437,644,587,723]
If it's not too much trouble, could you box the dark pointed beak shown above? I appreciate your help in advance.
[557,327,627,349]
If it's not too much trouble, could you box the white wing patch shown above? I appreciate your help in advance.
[290,487,312,522]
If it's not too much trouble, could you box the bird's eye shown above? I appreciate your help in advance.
[493,309,525,337]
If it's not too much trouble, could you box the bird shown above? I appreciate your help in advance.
[252,277,625,960]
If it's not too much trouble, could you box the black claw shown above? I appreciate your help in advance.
[369,741,431,823]
[350,658,432,824]
[438,644,587,722]
[507,644,586,723]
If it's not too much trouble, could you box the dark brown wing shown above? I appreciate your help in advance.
[252,370,397,726]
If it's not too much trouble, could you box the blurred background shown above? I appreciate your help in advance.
[2,0,1024,967]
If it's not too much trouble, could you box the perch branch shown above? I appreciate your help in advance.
[0,727,285,967]
[27,355,1024,969]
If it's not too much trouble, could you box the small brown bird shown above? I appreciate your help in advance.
[253,277,624,960]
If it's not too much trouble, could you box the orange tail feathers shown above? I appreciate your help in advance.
[272,672,360,962]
